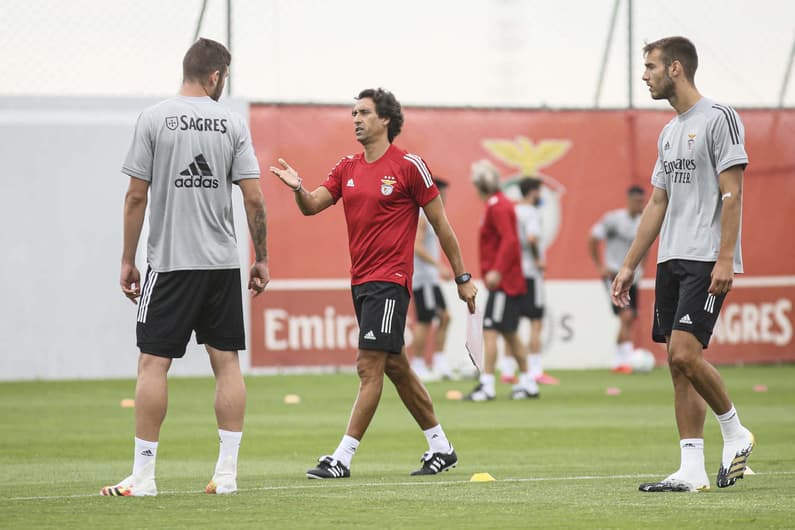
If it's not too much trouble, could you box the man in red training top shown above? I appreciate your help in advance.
[465,160,539,401]
[270,88,477,479]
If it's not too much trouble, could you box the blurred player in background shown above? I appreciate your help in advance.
[466,161,539,401]
[516,177,559,385]
[411,177,455,382]
[589,185,645,373]
[613,36,754,492]
[270,88,477,479]
[103,38,269,497]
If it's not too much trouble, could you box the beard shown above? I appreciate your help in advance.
[651,73,675,100]
[210,82,224,101]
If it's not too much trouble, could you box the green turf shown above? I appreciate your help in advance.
[1,366,793,529]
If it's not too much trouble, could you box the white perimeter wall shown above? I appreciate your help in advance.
[0,97,251,381]
[508,281,619,370]
[375,280,618,374]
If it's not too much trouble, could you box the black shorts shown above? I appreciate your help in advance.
[352,281,410,354]
[652,260,726,348]
[412,284,447,323]
[483,289,522,333]
[519,277,545,320]
[605,277,638,316]
[136,267,245,358]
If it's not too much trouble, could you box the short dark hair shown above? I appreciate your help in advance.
[518,177,542,197]
[433,177,449,190]
[356,88,404,142]
[183,38,231,83]
[627,185,645,196]
[643,36,698,83]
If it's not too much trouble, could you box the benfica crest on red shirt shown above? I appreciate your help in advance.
[381,176,396,196]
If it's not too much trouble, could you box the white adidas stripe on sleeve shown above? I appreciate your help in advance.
[404,154,433,188]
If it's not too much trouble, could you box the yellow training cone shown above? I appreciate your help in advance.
[283,394,301,404]
[745,467,755,475]
[470,472,496,482]
[445,389,463,401]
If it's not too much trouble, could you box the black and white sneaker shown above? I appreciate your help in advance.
[639,480,696,492]
[510,385,540,400]
[410,449,458,476]
[465,384,495,402]
[306,456,350,479]
[717,430,755,488]
[639,472,710,492]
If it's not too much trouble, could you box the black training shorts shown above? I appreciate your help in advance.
[136,267,245,358]
[652,259,726,348]
[483,289,522,333]
[412,284,447,324]
[352,281,410,354]
[519,277,545,320]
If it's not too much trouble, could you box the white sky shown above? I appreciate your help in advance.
[4,0,794,108]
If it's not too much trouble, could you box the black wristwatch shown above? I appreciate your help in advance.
[454,272,472,285]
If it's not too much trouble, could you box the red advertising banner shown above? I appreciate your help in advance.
[250,281,357,367]
[249,105,795,368]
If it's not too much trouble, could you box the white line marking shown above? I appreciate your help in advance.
[5,470,794,502]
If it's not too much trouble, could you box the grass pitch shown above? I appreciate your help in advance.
[1,365,793,529]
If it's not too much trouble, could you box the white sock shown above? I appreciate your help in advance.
[331,434,359,468]
[715,405,744,441]
[411,357,430,376]
[668,439,708,489]
[423,424,452,454]
[616,341,633,366]
[498,355,516,375]
[519,372,539,393]
[215,429,242,475]
[479,373,496,395]
[432,352,449,373]
[528,353,543,378]
[133,437,158,478]
[678,438,705,476]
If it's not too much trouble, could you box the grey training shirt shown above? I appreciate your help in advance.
[516,203,544,280]
[590,208,642,284]
[412,210,441,288]
[122,96,260,272]
[651,97,748,273]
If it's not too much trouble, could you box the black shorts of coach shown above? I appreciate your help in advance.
[352,281,410,354]
[604,277,638,316]
[483,289,523,333]
[519,277,545,320]
[412,284,447,324]
[136,267,245,358]
[652,259,726,349]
